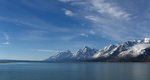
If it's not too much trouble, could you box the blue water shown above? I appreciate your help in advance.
[0,62,150,80]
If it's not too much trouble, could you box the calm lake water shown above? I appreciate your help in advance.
[0,62,150,80]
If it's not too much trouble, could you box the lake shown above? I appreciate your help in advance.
[0,62,150,80]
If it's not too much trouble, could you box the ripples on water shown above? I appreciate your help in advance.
[0,62,150,80]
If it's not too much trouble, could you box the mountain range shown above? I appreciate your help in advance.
[46,38,150,62]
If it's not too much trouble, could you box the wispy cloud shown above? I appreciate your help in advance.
[59,0,150,41]
[63,8,75,16]
[1,41,10,45]
[90,0,130,20]
[59,0,131,19]
[0,16,72,41]
[20,30,48,41]
[80,33,88,37]
[89,30,95,35]
[0,16,69,32]
[85,15,100,22]
[0,32,10,45]
[2,32,9,40]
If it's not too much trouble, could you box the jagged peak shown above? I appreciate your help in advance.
[56,50,72,55]
[82,46,93,52]
[107,44,115,47]
[46,38,150,62]
[83,46,91,49]
[103,44,115,50]
[144,38,150,43]
[65,50,71,53]
[130,40,136,42]
[136,38,150,44]
[124,40,137,44]
[116,44,121,47]
[138,40,142,43]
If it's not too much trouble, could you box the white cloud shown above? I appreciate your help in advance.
[89,30,95,35]
[0,33,10,45]
[63,8,74,16]
[90,0,130,20]
[85,15,100,22]
[59,0,143,41]
[2,32,9,40]
[80,33,88,37]
[1,41,10,45]
[60,0,130,20]
[70,1,86,5]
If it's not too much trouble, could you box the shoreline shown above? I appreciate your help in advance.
[0,62,9,63]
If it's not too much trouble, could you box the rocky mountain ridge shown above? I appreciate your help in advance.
[46,38,150,62]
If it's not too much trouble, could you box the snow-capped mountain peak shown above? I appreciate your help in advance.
[119,44,150,57]
[144,38,150,43]
[72,46,98,60]
[83,46,93,52]
[46,38,150,62]
[46,50,73,61]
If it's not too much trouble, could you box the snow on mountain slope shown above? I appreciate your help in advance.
[72,46,98,60]
[92,44,117,58]
[118,44,150,57]
[93,40,138,58]
[144,38,150,43]
[46,50,73,61]
[46,38,150,62]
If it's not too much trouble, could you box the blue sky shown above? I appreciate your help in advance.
[0,0,150,60]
